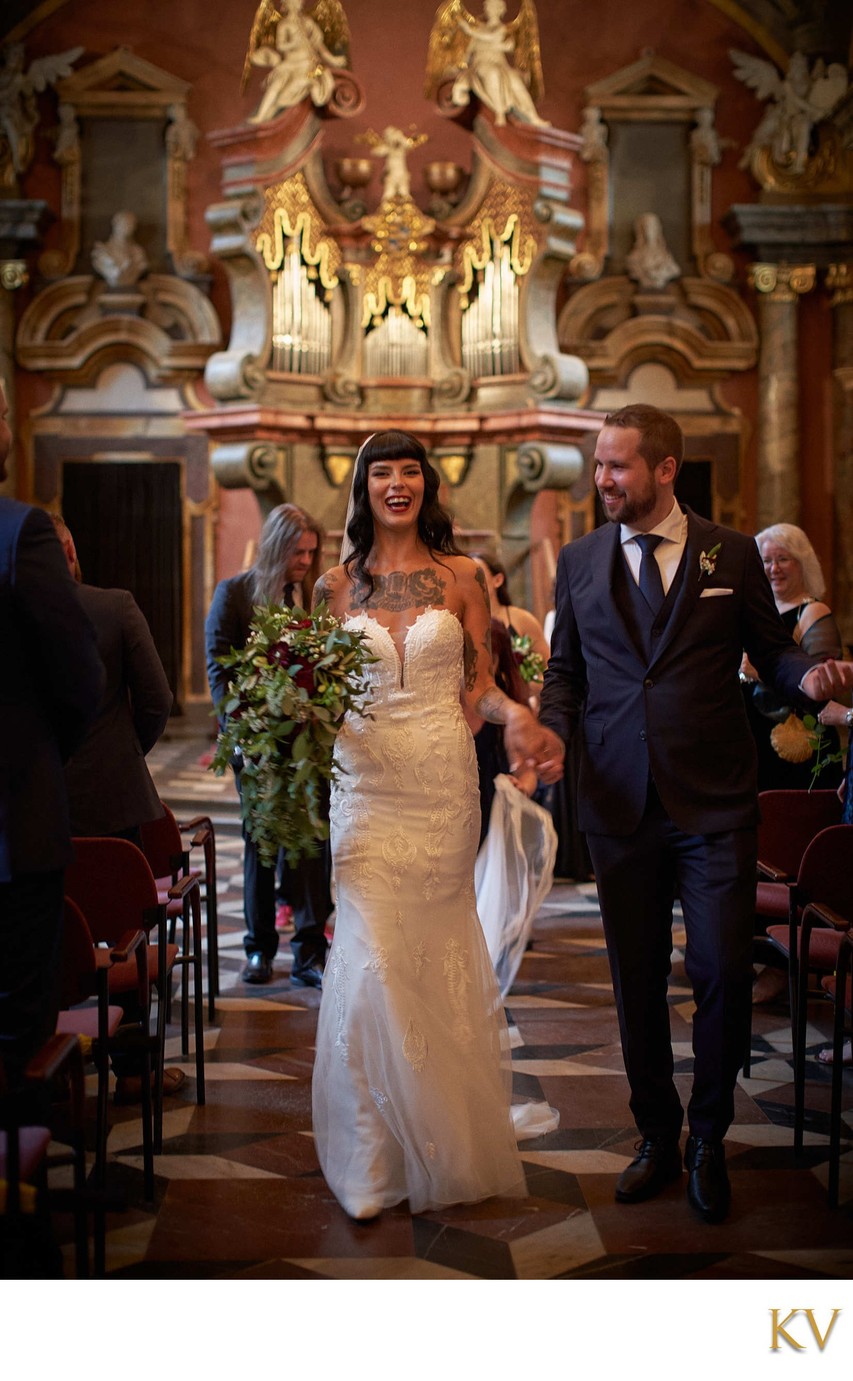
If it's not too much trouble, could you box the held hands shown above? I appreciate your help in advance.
[504,706,565,785]
[803,659,853,703]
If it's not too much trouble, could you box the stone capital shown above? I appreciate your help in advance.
[749,262,815,302]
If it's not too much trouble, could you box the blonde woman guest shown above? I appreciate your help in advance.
[741,523,844,790]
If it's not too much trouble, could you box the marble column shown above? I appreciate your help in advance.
[0,260,28,495]
[749,263,815,530]
[827,263,853,652]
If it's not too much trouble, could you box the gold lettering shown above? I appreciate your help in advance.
[804,1309,841,1351]
[770,1309,804,1351]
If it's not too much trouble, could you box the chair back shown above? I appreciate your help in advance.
[65,838,160,946]
[757,789,841,877]
[797,824,853,922]
[58,898,98,1009]
[140,803,185,882]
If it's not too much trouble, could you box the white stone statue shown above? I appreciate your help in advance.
[0,42,83,188]
[625,212,680,291]
[579,105,608,162]
[243,0,349,124]
[425,0,547,128]
[91,210,148,288]
[690,107,722,166]
[730,48,849,175]
[166,103,199,161]
[359,126,428,202]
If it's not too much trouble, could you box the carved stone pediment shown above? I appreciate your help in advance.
[54,47,190,114]
[584,51,718,119]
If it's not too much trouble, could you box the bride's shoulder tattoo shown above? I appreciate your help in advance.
[360,567,446,612]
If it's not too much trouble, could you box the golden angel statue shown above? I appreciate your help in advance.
[425,0,548,128]
[358,125,428,201]
[0,41,83,189]
[242,0,350,124]
[730,48,848,176]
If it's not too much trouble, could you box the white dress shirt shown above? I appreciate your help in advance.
[620,501,687,596]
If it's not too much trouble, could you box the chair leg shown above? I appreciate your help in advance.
[827,946,851,1208]
[181,904,190,1059]
[793,917,812,1157]
[153,977,168,1154]
[140,1043,154,1203]
[206,850,219,1020]
[191,887,206,1105]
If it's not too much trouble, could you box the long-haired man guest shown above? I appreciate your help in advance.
[205,503,331,988]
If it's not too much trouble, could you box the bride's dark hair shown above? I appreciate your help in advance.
[344,430,461,601]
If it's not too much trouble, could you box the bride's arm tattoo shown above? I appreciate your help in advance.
[474,685,518,724]
[312,572,338,609]
[356,568,446,612]
[473,565,493,660]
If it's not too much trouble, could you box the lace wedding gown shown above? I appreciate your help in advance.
[312,607,529,1216]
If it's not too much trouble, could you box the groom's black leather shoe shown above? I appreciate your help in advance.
[685,1136,730,1223]
[615,1137,683,1203]
[291,958,324,990]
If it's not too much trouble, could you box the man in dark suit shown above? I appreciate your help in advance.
[539,403,853,1223]
[205,503,331,989]
[51,515,172,843]
[0,384,104,1090]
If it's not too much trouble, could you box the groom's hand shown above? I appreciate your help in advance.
[803,659,853,702]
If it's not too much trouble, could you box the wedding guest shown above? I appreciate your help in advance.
[206,503,331,988]
[470,550,550,703]
[813,697,853,1067]
[51,515,172,845]
[0,385,103,1092]
[740,524,844,790]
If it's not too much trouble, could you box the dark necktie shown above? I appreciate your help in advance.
[635,534,665,617]
[283,582,295,607]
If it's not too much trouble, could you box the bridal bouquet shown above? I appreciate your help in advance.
[211,604,374,865]
[511,633,546,684]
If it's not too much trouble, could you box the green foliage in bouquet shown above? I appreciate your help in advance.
[802,714,846,792]
[210,603,374,866]
[511,632,546,684]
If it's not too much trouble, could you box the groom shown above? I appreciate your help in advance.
[539,403,853,1223]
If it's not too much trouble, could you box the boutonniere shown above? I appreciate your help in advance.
[698,542,721,581]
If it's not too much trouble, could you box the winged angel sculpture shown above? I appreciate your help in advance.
[242,0,350,124]
[0,42,83,190]
[730,48,848,176]
[425,0,547,128]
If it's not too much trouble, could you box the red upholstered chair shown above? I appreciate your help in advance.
[821,927,853,1207]
[64,838,205,1158]
[55,896,149,1226]
[140,803,211,1031]
[0,1035,88,1278]
[744,790,842,1077]
[763,824,853,1154]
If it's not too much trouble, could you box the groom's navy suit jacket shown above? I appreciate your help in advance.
[539,508,819,838]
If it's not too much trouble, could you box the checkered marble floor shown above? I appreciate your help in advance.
[66,713,852,1280]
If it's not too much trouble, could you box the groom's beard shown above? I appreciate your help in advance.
[597,480,657,527]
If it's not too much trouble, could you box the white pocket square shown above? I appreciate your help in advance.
[699,587,734,598]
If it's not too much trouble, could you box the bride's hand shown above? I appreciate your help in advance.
[505,708,564,783]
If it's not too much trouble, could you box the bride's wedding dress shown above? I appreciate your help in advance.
[312,607,543,1217]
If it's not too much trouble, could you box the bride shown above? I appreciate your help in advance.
[311,430,562,1219]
